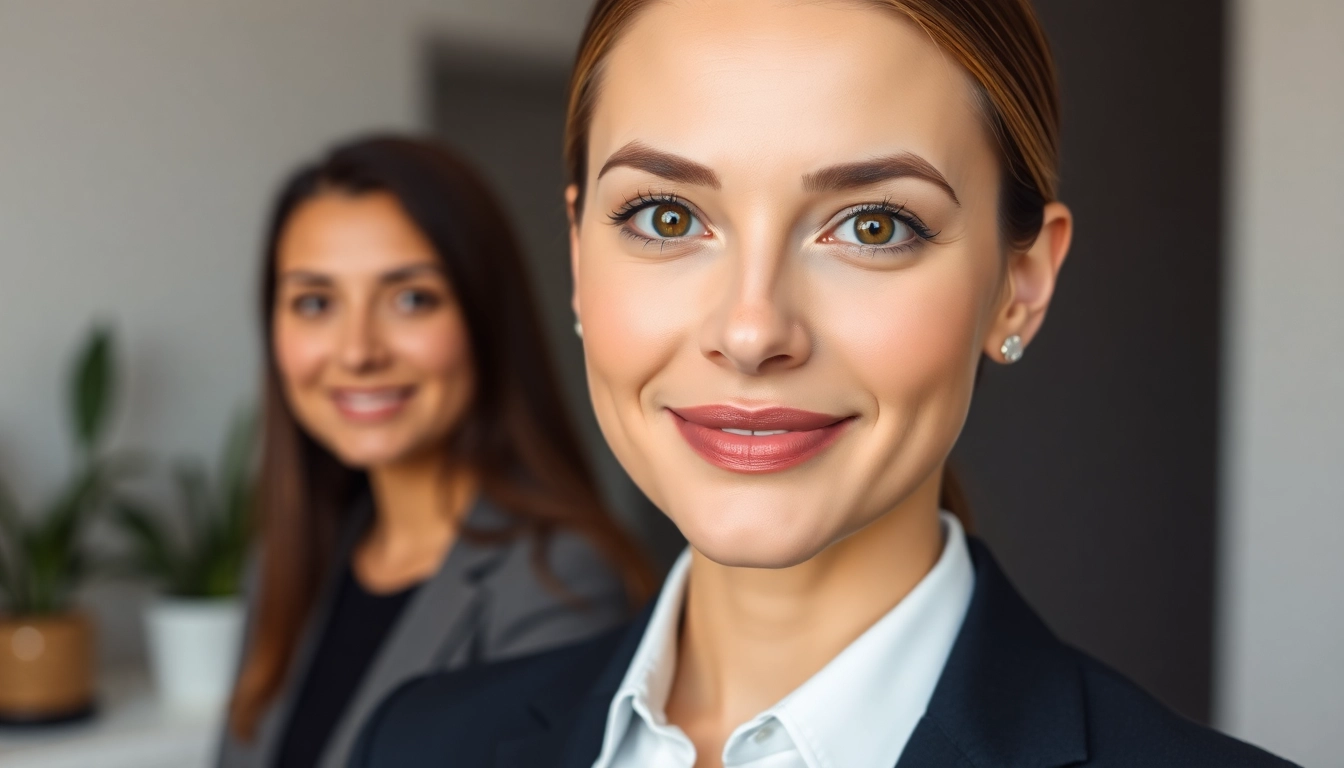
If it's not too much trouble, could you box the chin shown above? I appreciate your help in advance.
[325,436,416,470]
[669,491,840,569]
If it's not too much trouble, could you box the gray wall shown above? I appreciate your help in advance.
[1218,1,1344,764]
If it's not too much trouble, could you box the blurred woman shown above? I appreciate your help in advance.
[217,136,652,768]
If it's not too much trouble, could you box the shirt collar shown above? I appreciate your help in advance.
[768,512,975,768]
[593,514,974,768]
[591,545,694,768]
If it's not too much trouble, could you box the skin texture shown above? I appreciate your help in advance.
[273,192,478,593]
[566,0,1072,764]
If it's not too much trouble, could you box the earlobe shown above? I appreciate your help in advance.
[985,202,1073,363]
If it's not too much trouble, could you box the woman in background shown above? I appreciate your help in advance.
[352,1,1293,767]
[217,136,652,768]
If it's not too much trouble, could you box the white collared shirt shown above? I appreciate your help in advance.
[591,513,975,768]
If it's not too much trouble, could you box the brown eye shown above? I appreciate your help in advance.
[292,294,330,317]
[393,288,440,314]
[853,213,896,245]
[652,203,692,237]
[829,208,916,250]
[624,198,707,241]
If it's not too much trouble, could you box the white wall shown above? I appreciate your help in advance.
[1218,0,1344,764]
[0,0,589,661]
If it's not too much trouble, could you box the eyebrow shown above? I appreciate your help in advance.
[597,141,721,189]
[803,153,961,205]
[278,263,445,286]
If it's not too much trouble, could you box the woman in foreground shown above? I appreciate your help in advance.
[353,2,1294,766]
[216,136,650,768]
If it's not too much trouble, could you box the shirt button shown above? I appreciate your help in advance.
[753,724,775,743]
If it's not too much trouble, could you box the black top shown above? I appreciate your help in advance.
[275,567,420,768]
[350,538,1299,768]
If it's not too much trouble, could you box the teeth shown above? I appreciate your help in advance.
[720,428,790,436]
[337,390,406,413]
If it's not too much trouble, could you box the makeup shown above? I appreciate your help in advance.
[668,405,852,473]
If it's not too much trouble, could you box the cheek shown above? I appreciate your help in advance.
[820,254,990,414]
[580,257,685,399]
[273,316,329,389]
[392,312,474,389]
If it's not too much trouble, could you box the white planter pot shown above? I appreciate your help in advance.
[144,596,244,714]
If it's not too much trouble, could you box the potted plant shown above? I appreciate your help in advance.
[0,326,128,724]
[114,408,255,713]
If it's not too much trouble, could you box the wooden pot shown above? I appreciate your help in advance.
[0,612,96,724]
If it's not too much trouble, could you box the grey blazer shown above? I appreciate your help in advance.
[215,496,632,768]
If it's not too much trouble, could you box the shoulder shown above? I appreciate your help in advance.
[474,526,633,660]
[1072,651,1298,767]
[350,627,623,768]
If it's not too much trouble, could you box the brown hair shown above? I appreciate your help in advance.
[228,136,655,740]
[562,0,1061,530]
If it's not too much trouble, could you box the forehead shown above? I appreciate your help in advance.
[591,0,994,189]
[279,192,439,271]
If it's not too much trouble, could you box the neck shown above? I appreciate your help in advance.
[355,451,478,593]
[666,471,945,737]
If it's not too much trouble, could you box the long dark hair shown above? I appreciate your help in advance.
[228,136,655,740]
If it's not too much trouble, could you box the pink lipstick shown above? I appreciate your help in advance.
[668,405,852,473]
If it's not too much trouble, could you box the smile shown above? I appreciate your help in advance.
[331,386,416,422]
[667,404,853,474]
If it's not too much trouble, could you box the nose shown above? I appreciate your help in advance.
[700,240,812,376]
[338,307,390,373]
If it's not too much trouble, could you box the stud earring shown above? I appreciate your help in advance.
[1000,334,1024,363]
[574,319,583,339]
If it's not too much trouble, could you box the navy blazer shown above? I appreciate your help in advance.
[351,539,1297,768]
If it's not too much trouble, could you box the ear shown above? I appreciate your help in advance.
[566,184,582,318]
[983,201,1073,362]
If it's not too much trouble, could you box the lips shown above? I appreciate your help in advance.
[331,386,415,422]
[668,405,852,474]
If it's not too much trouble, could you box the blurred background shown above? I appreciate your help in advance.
[0,0,1338,766]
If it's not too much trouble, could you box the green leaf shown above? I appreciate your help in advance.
[0,544,14,606]
[174,459,214,548]
[111,500,182,589]
[0,471,21,541]
[70,325,116,453]
[219,407,257,505]
[43,462,101,559]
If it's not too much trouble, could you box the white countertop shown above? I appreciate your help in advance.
[0,668,218,768]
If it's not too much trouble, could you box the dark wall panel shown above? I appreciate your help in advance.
[953,0,1225,721]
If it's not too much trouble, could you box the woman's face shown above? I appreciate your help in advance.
[273,191,475,469]
[572,0,1066,567]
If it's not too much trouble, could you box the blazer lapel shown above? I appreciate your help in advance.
[488,538,1088,768]
[494,603,655,768]
[317,497,510,768]
[896,538,1089,768]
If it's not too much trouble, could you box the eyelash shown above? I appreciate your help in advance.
[608,191,681,223]
[607,193,940,254]
[828,199,939,257]
[843,199,938,240]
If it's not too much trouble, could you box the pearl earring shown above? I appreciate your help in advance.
[574,319,583,338]
[1000,334,1024,363]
